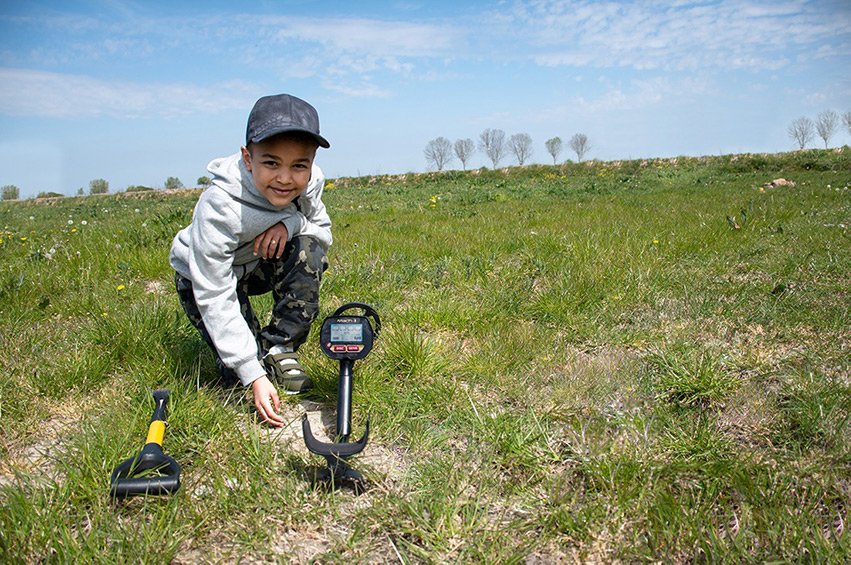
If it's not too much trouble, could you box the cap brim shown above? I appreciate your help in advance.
[250,127,330,148]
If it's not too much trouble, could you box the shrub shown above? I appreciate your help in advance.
[89,178,109,195]
[1,185,20,200]
[164,177,184,190]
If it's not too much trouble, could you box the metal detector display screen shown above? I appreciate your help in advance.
[330,323,363,343]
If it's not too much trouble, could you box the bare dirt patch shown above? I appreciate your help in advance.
[0,397,87,488]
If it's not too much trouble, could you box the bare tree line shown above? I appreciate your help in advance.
[426,108,851,172]
[788,110,851,150]
[424,130,592,171]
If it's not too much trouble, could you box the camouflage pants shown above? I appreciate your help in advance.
[175,235,328,384]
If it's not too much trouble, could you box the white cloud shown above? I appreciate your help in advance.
[533,75,713,122]
[264,16,458,80]
[274,17,456,58]
[0,68,258,118]
[320,78,393,99]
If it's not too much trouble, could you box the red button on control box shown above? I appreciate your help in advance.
[347,345,361,352]
[333,345,347,352]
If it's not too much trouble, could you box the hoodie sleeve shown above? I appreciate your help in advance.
[288,164,332,250]
[188,194,267,386]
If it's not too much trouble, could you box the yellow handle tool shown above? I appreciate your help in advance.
[109,389,181,498]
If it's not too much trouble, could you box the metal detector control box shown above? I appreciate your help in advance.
[320,315,374,361]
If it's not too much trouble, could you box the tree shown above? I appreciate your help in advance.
[508,133,533,166]
[89,178,109,195]
[197,176,211,187]
[545,137,563,165]
[423,137,453,171]
[568,133,591,162]
[454,139,474,170]
[1,185,20,201]
[787,117,814,150]
[165,176,184,190]
[844,111,851,135]
[815,110,839,149]
[479,128,506,168]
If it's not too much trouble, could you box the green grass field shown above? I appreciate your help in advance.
[1,149,849,563]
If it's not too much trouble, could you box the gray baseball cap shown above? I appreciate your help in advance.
[245,94,330,148]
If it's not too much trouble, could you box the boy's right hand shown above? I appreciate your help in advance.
[253,222,289,260]
[252,376,284,427]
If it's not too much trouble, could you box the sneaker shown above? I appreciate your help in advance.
[263,351,313,394]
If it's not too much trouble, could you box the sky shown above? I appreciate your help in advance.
[1,0,850,198]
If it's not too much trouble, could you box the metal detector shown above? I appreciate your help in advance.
[302,302,380,484]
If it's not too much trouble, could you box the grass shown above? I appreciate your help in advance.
[1,148,849,563]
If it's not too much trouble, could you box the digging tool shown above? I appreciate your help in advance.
[302,302,380,484]
[110,389,181,498]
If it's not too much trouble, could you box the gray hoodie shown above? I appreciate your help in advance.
[170,152,332,386]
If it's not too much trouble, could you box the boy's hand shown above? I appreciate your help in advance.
[252,376,284,427]
[254,223,289,259]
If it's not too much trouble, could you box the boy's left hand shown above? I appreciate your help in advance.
[254,223,289,259]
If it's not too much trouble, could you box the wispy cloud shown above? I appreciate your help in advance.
[497,0,851,72]
[0,68,257,118]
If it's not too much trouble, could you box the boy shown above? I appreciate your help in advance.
[170,93,332,427]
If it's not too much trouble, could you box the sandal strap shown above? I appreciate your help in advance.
[264,352,306,376]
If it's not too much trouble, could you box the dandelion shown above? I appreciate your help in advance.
[29,216,34,220]
[81,220,87,226]
[117,284,125,291]
[653,239,659,244]
[101,312,108,317]
[20,237,27,242]
[68,220,74,225]
[71,228,77,233]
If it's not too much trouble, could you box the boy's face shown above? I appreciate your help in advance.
[241,136,317,207]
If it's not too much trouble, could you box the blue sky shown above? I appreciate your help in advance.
[1,0,850,198]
